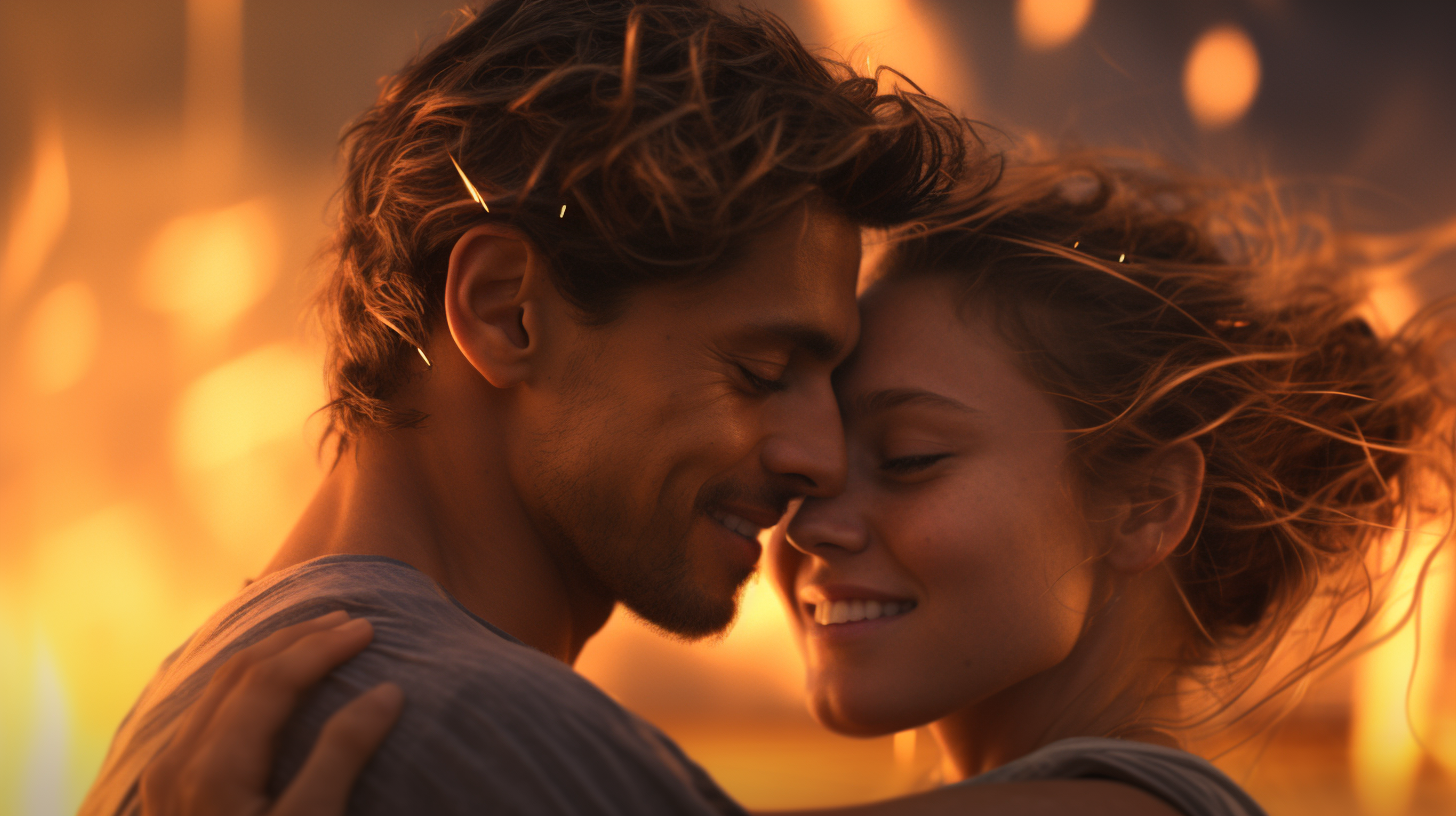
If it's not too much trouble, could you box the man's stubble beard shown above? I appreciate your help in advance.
[523,434,751,641]
[519,334,754,639]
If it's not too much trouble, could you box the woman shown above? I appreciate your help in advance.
[137,155,1455,816]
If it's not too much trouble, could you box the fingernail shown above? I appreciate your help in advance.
[338,617,372,634]
[318,610,349,624]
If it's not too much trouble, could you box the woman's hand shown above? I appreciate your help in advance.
[139,611,403,816]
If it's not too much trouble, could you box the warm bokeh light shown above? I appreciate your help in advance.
[1350,526,1452,816]
[1183,25,1261,130]
[184,0,244,189]
[173,343,321,472]
[10,503,218,816]
[804,0,976,112]
[20,281,99,394]
[18,647,66,816]
[1015,0,1095,51]
[1,116,69,311]
[4,3,1456,814]
[173,343,326,557]
[1360,214,1456,335]
[138,199,279,339]
[575,556,806,720]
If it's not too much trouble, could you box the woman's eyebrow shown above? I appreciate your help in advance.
[848,387,979,417]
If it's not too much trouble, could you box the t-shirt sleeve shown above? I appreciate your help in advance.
[959,738,1267,816]
[79,556,746,816]
[266,625,746,816]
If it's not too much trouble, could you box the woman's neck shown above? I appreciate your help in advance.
[931,571,1189,779]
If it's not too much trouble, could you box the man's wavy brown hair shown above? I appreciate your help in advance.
[879,152,1456,735]
[318,0,977,446]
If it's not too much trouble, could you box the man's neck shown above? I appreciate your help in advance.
[263,419,615,664]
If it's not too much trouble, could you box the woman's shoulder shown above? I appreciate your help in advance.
[958,737,1268,816]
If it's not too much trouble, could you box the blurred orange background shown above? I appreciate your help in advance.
[3,1,1456,814]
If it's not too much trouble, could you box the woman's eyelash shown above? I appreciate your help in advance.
[736,364,787,394]
[881,453,951,474]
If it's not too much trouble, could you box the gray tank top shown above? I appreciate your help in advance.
[959,737,1267,816]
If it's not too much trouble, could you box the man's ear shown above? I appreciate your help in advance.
[1101,440,1206,575]
[444,224,550,388]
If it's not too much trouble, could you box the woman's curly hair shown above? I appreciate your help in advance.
[318,0,982,446]
[879,150,1456,731]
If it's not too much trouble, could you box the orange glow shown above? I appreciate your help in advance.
[173,344,321,472]
[19,504,216,814]
[1351,526,1452,816]
[1361,215,1456,335]
[20,646,68,816]
[138,199,279,340]
[0,614,21,807]
[893,729,916,768]
[184,0,244,189]
[1015,0,1095,51]
[4,5,1456,815]
[173,344,326,558]
[805,0,977,112]
[20,281,99,394]
[1366,277,1420,336]
[1183,25,1261,130]
[1,116,69,312]
[576,544,806,715]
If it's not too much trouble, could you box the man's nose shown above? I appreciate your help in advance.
[783,493,868,556]
[759,379,847,498]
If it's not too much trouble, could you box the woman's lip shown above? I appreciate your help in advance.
[802,604,917,638]
[797,583,916,606]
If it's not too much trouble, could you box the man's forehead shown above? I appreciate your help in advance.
[726,319,854,362]
[616,203,862,356]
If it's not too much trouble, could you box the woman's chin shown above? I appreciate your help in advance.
[807,685,928,738]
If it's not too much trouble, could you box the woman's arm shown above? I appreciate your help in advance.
[139,611,402,816]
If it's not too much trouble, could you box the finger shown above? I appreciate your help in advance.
[190,618,378,789]
[141,612,354,816]
[270,683,404,816]
[171,611,351,752]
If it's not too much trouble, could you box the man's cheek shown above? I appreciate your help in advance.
[766,526,801,607]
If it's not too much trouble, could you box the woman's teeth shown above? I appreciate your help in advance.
[813,599,916,626]
[711,510,763,540]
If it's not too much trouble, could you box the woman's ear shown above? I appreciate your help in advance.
[444,224,550,388]
[1101,440,1206,574]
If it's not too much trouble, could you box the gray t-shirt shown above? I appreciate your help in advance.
[960,736,1267,816]
[79,554,748,816]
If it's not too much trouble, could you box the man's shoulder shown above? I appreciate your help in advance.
[203,554,508,651]
[207,555,602,711]
[242,556,743,816]
[250,555,599,692]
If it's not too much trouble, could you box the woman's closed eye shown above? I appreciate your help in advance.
[880,452,952,475]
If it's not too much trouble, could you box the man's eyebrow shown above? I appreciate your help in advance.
[849,387,979,417]
[739,322,847,362]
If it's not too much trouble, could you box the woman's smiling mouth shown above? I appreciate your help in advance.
[799,584,920,628]
[810,598,918,625]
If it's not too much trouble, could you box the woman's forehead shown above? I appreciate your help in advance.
[838,277,1056,426]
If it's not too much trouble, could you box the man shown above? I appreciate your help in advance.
[80,1,968,814]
